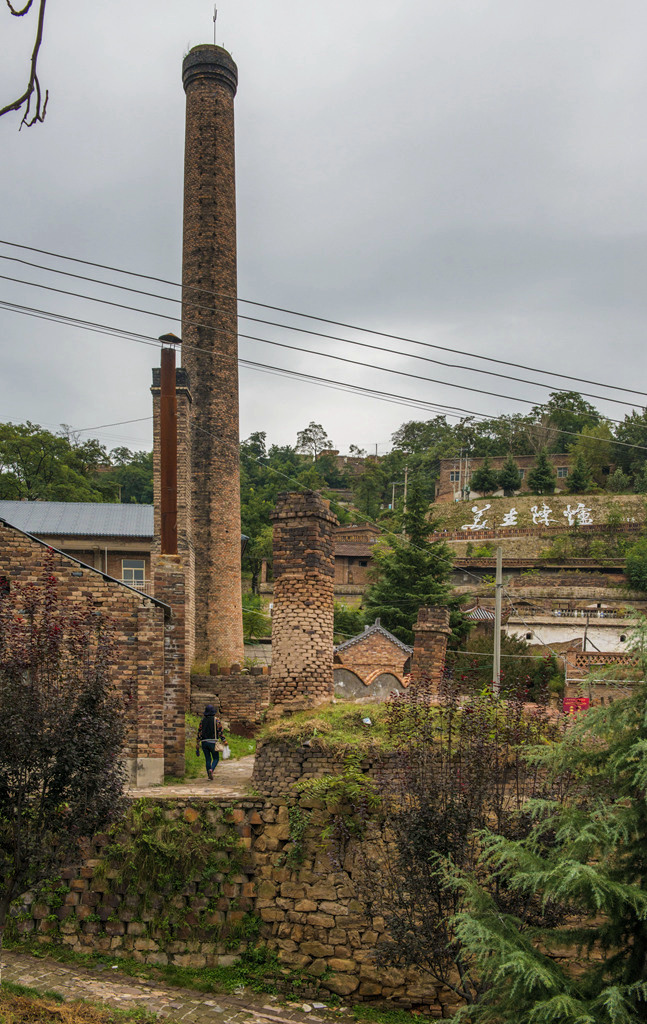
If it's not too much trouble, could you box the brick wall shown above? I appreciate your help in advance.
[0,521,168,786]
[269,492,339,707]
[410,607,451,691]
[181,44,244,669]
[190,671,270,732]
[336,631,410,681]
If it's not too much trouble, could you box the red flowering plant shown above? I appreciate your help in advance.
[0,552,126,956]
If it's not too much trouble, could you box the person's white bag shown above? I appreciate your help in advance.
[222,744,231,759]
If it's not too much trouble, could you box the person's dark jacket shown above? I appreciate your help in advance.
[195,705,225,751]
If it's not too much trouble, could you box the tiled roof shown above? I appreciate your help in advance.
[465,605,496,621]
[0,501,154,538]
[335,620,413,656]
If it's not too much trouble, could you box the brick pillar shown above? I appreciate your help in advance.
[269,492,339,707]
[181,44,243,669]
[134,603,166,786]
[410,607,452,692]
[151,367,194,775]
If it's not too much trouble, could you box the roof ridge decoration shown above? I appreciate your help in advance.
[335,620,413,655]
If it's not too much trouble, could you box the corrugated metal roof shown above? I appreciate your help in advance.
[0,501,154,538]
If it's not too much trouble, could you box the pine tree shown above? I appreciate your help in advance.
[451,620,647,1023]
[567,452,593,493]
[363,480,465,646]
[469,456,500,495]
[497,455,522,497]
[527,448,556,495]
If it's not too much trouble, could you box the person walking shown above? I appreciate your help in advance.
[195,704,226,780]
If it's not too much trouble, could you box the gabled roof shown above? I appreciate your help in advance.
[464,605,496,621]
[0,500,154,538]
[335,619,413,655]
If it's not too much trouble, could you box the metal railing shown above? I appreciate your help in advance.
[120,578,153,595]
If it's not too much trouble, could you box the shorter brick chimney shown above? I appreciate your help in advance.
[410,606,451,692]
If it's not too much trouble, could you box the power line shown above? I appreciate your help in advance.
[1,237,645,401]
[0,274,637,421]
[2,250,645,406]
[3,296,647,454]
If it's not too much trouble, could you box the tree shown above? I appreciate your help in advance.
[451,621,647,1023]
[497,455,522,497]
[469,457,499,495]
[0,554,126,956]
[567,452,593,493]
[625,539,647,592]
[107,448,153,504]
[607,466,632,493]
[0,422,115,502]
[614,409,647,480]
[569,422,614,486]
[363,480,465,646]
[333,601,366,643]
[447,632,563,702]
[295,422,333,461]
[0,0,48,128]
[353,460,389,519]
[527,448,556,495]
[360,688,562,1010]
[533,391,601,453]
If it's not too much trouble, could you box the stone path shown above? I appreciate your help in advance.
[1,950,343,1024]
[130,755,256,799]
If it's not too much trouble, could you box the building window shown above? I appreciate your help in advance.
[519,469,525,479]
[620,634,627,643]
[525,632,532,640]
[557,467,569,478]
[122,559,145,588]
[359,560,368,567]
[449,471,460,482]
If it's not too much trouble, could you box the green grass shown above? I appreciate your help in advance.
[260,701,394,752]
[4,940,324,1001]
[1,980,64,1002]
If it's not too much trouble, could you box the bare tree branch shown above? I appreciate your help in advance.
[0,0,48,128]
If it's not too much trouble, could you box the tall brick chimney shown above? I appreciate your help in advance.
[181,44,243,667]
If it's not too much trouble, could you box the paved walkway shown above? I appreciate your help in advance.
[1,950,342,1024]
[130,756,256,799]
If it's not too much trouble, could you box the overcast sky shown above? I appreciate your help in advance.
[1,0,646,458]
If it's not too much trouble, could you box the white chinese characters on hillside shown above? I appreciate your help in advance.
[461,502,595,531]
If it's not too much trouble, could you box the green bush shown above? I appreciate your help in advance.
[625,538,647,592]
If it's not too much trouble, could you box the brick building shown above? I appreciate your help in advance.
[0,518,182,786]
[435,453,575,503]
[334,619,412,698]
[0,501,154,591]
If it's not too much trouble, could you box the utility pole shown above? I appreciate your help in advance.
[493,545,503,696]
[402,464,409,539]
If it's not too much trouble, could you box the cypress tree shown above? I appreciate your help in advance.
[363,480,465,646]
[469,456,500,496]
[568,452,593,493]
[451,620,647,1022]
[497,454,522,497]
[527,448,557,495]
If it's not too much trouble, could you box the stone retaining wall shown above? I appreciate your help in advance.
[11,791,449,1013]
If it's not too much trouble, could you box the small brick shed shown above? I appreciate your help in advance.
[0,517,182,786]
